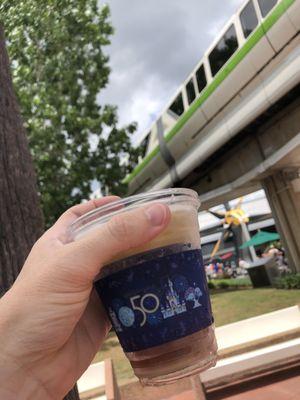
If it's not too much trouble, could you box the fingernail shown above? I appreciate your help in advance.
[145,204,166,226]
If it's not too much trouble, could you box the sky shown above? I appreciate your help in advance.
[99,0,245,144]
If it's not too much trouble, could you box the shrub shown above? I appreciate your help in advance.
[218,281,230,289]
[207,281,216,289]
[276,274,300,289]
[227,278,252,287]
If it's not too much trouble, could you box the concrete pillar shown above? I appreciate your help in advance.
[240,223,258,262]
[230,224,257,264]
[262,169,300,273]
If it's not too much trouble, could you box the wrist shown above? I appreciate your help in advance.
[0,291,53,400]
[0,351,52,400]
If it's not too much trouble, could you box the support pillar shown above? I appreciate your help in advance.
[240,223,258,262]
[262,169,300,273]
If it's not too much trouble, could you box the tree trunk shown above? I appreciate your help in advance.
[0,24,44,295]
[0,25,80,400]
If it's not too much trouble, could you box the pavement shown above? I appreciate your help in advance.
[167,372,300,400]
[215,306,300,355]
[207,366,300,400]
[164,364,300,400]
[221,375,300,400]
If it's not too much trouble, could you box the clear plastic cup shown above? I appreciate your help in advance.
[69,188,217,386]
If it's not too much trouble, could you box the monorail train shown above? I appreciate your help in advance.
[124,0,300,195]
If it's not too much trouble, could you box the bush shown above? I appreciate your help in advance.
[212,278,252,290]
[276,274,300,289]
[226,278,252,287]
[207,281,216,289]
[207,277,252,291]
[218,281,230,289]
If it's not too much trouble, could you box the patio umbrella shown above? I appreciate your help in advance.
[240,230,280,249]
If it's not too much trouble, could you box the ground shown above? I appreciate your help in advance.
[93,288,300,384]
[210,288,300,326]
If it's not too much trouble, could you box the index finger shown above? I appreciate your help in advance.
[44,196,120,243]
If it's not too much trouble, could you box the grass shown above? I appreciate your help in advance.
[211,288,299,327]
[213,277,252,287]
[93,288,300,384]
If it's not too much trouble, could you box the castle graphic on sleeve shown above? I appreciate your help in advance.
[161,278,187,319]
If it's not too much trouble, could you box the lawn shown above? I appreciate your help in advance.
[211,288,300,327]
[93,288,300,384]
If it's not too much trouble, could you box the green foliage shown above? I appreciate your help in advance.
[275,274,300,290]
[218,281,230,289]
[207,281,216,290]
[1,0,140,227]
[212,278,252,290]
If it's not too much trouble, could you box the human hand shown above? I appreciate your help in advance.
[0,197,170,400]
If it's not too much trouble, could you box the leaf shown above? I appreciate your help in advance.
[1,0,140,227]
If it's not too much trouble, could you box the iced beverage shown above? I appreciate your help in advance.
[70,189,217,386]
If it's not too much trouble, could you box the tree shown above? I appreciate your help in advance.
[0,25,80,400]
[1,0,140,227]
[0,25,44,297]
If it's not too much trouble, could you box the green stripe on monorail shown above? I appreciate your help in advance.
[124,0,296,184]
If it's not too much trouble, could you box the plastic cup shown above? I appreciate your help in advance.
[69,189,217,386]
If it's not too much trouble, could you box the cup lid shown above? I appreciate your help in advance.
[69,188,200,240]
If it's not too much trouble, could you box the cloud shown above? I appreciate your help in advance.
[231,0,246,8]
[99,0,245,142]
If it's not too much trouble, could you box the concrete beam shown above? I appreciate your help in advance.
[262,170,300,273]
[188,98,300,207]
[199,135,300,209]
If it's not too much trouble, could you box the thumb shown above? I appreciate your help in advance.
[63,203,171,281]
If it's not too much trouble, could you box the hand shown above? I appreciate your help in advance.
[0,197,170,400]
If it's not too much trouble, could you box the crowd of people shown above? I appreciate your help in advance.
[205,260,245,280]
[205,242,289,280]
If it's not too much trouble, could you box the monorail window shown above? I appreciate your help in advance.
[140,132,151,157]
[169,93,184,116]
[258,0,277,18]
[186,79,196,105]
[209,24,239,77]
[240,0,259,38]
[196,64,207,94]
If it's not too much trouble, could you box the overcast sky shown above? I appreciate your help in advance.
[99,0,245,144]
